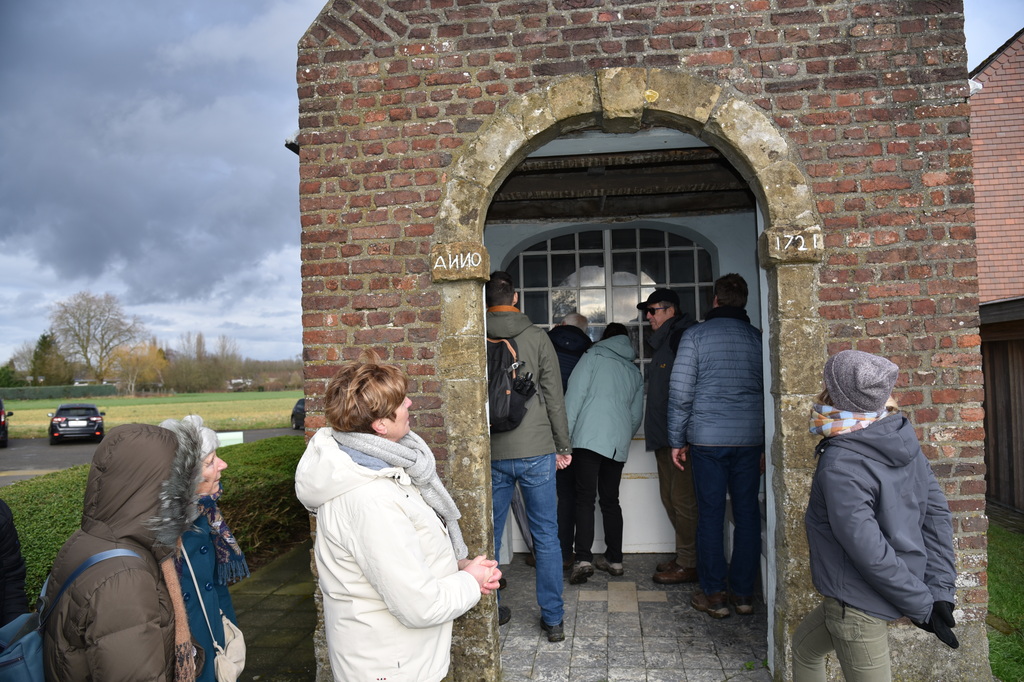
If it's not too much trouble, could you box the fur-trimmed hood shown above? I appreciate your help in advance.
[80,422,205,562]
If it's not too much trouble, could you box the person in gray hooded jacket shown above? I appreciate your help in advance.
[792,350,958,682]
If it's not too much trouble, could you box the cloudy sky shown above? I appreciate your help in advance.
[0,1,1020,364]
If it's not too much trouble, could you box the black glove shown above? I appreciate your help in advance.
[913,600,959,649]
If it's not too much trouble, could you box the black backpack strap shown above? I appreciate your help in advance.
[38,549,143,628]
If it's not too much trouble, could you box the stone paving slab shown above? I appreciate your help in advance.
[498,552,771,681]
[231,541,771,681]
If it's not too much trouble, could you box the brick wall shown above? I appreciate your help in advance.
[971,29,1024,303]
[296,0,986,677]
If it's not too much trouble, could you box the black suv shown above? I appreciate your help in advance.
[291,398,305,430]
[48,403,105,445]
[0,398,11,448]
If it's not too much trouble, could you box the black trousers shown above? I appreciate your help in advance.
[556,448,626,563]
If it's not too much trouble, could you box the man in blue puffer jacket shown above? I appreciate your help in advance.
[668,273,764,619]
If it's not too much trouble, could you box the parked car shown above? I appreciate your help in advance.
[48,403,105,445]
[291,398,305,430]
[0,398,11,448]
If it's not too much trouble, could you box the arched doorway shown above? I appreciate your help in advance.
[432,68,825,678]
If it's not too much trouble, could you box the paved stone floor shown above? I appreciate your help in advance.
[228,541,317,682]
[497,553,771,681]
[231,541,771,681]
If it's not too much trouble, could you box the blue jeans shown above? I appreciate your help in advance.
[492,454,564,626]
[688,445,762,597]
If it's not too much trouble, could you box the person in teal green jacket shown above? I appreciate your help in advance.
[559,323,644,583]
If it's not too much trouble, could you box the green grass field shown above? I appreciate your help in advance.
[3,390,304,438]
[989,521,1024,682]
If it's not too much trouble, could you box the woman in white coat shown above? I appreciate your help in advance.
[295,351,501,682]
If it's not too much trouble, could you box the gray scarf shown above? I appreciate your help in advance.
[331,429,468,559]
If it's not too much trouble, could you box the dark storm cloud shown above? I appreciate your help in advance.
[0,0,322,360]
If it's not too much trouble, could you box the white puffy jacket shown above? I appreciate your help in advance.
[295,428,481,682]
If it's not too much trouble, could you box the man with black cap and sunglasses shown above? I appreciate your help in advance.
[635,288,697,584]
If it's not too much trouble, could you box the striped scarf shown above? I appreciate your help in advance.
[809,403,885,438]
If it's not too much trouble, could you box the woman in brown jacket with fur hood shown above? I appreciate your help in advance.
[43,421,207,682]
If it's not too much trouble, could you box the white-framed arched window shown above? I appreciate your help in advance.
[503,226,715,379]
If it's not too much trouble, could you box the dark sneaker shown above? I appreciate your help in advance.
[569,561,594,585]
[730,593,755,616]
[691,590,730,619]
[594,555,624,576]
[498,605,512,626]
[540,618,565,642]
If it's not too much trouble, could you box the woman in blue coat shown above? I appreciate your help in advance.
[171,415,250,682]
[558,323,644,584]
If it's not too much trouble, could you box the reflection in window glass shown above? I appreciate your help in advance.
[612,287,644,324]
[640,252,665,285]
[551,254,577,286]
[552,290,578,321]
[580,252,605,270]
[503,228,714,381]
[612,252,637,278]
[579,289,607,324]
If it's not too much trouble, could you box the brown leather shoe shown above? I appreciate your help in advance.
[652,564,698,584]
[655,558,678,573]
[730,593,755,616]
[691,590,730,618]
[525,553,536,567]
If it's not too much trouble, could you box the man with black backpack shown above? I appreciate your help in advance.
[485,271,571,642]
[637,288,698,585]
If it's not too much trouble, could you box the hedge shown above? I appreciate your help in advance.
[0,435,310,605]
[0,384,119,401]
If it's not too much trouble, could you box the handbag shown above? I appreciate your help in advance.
[0,549,141,682]
[181,550,245,682]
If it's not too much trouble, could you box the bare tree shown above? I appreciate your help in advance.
[163,331,218,393]
[50,291,145,383]
[9,341,34,376]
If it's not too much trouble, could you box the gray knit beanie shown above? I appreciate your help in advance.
[823,350,898,413]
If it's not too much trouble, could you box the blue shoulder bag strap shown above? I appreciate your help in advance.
[37,549,143,628]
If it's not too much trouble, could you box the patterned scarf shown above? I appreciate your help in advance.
[176,489,251,585]
[198,490,250,585]
[331,429,469,560]
[809,403,885,438]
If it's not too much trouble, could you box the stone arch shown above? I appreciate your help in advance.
[430,67,826,678]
